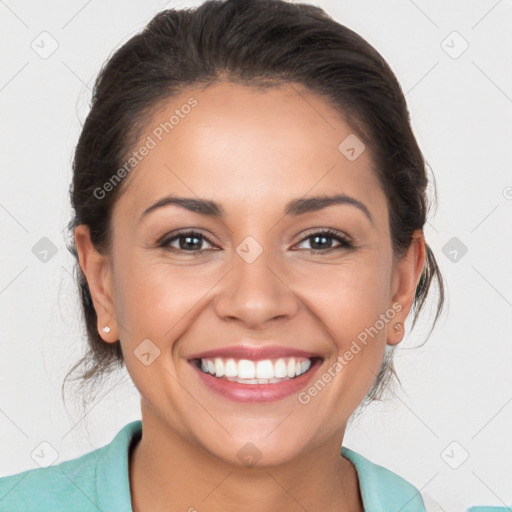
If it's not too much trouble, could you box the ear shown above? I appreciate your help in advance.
[74,224,118,343]
[387,229,427,345]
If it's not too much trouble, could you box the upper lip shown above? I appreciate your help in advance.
[187,344,322,361]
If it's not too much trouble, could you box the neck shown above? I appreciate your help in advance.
[129,401,363,512]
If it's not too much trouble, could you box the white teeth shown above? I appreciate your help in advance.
[256,360,274,379]
[225,358,237,377]
[198,356,314,382]
[295,360,307,376]
[228,377,260,384]
[238,360,255,379]
[287,358,295,378]
[214,358,224,377]
[274,358,288,378]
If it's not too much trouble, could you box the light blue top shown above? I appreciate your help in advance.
[0,420,508,511]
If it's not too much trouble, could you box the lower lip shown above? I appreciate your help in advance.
[189,358,323,403]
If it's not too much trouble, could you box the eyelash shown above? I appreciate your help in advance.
[158,228,354,254]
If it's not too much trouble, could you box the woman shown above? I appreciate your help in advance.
[1,0,468,510]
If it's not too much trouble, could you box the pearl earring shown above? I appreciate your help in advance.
[102,326,111,333]
[393,322,403,333]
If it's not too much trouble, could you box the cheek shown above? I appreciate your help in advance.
[287,258,394,419]
[290,252,393,343]
[113,255,222,343]
[112,261,206,396]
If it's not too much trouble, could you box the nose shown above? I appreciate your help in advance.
[213,240,299,331]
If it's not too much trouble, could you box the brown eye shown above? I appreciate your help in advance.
[295,229,353,252]
[160,231,216,253]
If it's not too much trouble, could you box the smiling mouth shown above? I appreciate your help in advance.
[191,356,322,385]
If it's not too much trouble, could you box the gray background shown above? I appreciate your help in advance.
[1,0,511,509]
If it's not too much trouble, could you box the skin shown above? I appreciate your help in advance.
[75,81,426,512]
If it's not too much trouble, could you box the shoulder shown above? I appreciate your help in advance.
[0,446,104,512]
[341,446,427,512]
[341,448,512,512]
[0,420,142,512]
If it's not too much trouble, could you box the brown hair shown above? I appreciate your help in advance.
[64,0,445,411]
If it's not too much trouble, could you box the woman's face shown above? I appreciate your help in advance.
[77,81,424,466]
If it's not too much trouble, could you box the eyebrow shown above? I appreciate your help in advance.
[140,193,373,224]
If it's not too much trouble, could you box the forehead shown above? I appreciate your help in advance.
[114,81,386,223]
